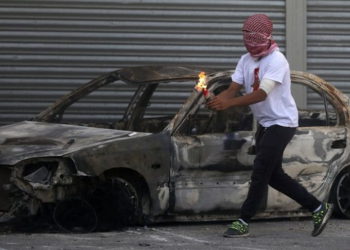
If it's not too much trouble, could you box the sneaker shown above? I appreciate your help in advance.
[223,220,249,237]
[311,202,334,237]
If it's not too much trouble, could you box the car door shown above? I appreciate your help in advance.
[169,90,259,216]
[265,81,347,213]
[168,72,348,218]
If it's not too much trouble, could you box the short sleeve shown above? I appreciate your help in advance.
[262,53,289,84]
[231,56,244,85]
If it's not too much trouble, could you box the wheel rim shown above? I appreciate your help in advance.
[336,172,350,217]
[89,177,140,229]
[110,177,139,224]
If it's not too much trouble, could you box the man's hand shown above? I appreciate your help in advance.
[206,82,241,111]
[207,89,267,111]
[207,96,233,111]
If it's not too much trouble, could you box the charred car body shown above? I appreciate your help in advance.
[0,66,350,232]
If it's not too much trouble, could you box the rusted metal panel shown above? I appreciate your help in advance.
[0,121,136,166]
[70,132,172,215]
[266,127,348,212]
[291,71,350,126]
[165,68,350,218]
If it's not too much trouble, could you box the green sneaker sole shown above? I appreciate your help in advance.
[312,203,334,237]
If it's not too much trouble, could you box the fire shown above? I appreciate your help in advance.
[194,71,212,99]
[195,72,207,92]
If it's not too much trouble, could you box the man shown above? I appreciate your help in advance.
[207,14,333,237]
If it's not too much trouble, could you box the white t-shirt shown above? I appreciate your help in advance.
[231,50,298,128]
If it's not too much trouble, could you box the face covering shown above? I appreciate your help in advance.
[242,14,279,58]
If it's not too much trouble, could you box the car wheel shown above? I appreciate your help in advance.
[109,177,141,225]
[90,176,149,229]
[53,198,98,233]
[331,170,350,218]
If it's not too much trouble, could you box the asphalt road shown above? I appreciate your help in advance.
[0,218,349,250]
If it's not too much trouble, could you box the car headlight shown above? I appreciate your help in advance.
[22,161,58,185]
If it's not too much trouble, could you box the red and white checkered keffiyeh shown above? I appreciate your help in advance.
[242,14,278,58]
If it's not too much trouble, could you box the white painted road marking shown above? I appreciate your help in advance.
[149,234,169,242]
[150,228,210,244]
[231,247,268,250]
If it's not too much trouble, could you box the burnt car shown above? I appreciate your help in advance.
[0,66,349,232]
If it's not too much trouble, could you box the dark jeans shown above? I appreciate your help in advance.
[240,125,321,222]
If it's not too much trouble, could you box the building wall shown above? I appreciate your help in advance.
[0,0,349,125]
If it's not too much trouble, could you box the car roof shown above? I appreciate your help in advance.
[118,66,213,84]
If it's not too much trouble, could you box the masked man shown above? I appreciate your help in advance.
[207,14,333,238]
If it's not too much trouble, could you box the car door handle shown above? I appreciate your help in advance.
[331,139,346,149]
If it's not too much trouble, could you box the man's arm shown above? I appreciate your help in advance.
[207,82,267,111]
[216,81,242,99]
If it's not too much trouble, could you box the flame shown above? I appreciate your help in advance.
[195,72,207,92]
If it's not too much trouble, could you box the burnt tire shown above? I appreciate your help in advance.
[109,177,141,225]
[331,170,350,219]
[53,198,98,233]
[90,176,149,230]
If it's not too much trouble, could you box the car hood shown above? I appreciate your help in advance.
[0,121,149,166]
